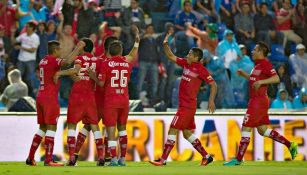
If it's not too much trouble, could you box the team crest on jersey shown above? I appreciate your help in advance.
[183,68,198,77]
[252,69,261,75]
[91,57,97,61]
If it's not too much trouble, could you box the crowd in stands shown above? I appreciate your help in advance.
[0,0,306,111]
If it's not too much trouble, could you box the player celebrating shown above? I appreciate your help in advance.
[74,36,118,163]
[53,38,105,166]
[26,40,85,166]
[224,42,298,166]
[88,29,140,166]
[149,33,217,166]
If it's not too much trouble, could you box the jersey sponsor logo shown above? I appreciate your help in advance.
[252,69,261,76]
[108,61,129,68]
[183,68,198,78]
[250,76,256,81]
[82,55,96,61]
[182,75,191,82]
[39,59,48,65]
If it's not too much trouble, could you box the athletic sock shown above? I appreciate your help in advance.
[67,129,76,161]
[187,135,208,158]
[94,131,104,160]
[236,131,251,161]
[75,128,89,155]
[119,131,128,158]
[45,130,56,163]
[108,141,117,159]
[28,129,45,160]
[264,129,291,148]
[161,135,176,162]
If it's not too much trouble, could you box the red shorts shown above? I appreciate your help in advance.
[103,107,129,127]
[170,107,196,130]
[36,96,60,125]
[67,93,98,124]
[243,97,270,127]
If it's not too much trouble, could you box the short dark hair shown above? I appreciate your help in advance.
[183,0,191,6]
[191,47,203,61]
[260,2,268,8]
[257,41,270,57]
[48,40,60,54]
[104,36,118,51]
[27,21,37,29]
[145,24,154,29]
[81,38,94,53]
[109,41,123,56]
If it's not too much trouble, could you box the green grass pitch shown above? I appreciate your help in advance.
[0,161,306,175]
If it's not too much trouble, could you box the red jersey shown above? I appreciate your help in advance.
[95,54,109,93]
[176,57,214,109]
[249,59,277,98]
[71,52,98,94]
[276,9,291,31]
[98,56,132,108]
[37,55,62,98]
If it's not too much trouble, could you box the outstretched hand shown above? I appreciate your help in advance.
[163,33,171,44]
[132,25,140,43]
[208,100,216,114]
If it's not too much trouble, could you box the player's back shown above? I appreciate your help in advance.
[37,55,62,98]
[71,52,98,94]
[100,56,132,108]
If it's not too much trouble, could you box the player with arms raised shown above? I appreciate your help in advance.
[26,40,85,166]
[53,38,105,166]
[149,33,217,166]
[89,27,140,166]
[224,42,298,166]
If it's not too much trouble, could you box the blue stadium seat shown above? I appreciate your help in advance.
[269,44,288,62]
[217,22,226,41]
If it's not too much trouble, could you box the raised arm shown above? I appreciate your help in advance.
[125,26,140,63]
[60,41,85,67]
[208,81,217,114]
[163,33,177,63]
[237,69,250,80]
[56,13,64,39]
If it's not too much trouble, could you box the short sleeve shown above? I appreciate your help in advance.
[263,61,277,77]
[176,57,187,68]
[98,62,107,82]
[15,34,22,43]
[199,66,215,84]
[31,35,40,48]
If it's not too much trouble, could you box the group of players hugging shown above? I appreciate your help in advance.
[24,27,298,167]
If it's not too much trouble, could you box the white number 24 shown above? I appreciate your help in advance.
[111,70,128,87]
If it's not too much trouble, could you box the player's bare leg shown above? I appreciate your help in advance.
[44,124,64,166]
[224,126,252,166]
[257,125,298,160]
[66,123,77,166]
[74,124,91,161]
[117,124,127,166]
[106,126,118,166]
[90,124,105,166]
[26,124,47,166]
[149,128,178,166]
[182,130,213,166]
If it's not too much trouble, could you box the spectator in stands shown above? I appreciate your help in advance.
[229,44,254,107]
[0,69,28,109]
[11,21,39,97]
[122,0,146,30]
[254,3,284,46]
[195,0,219,22]
[271,88,293,109]
[174,0,198,31]
[218,0,236,29]
[292,87,307,109]
[88,0,103,32]
[216,29,242,69]
[0,25,10,63]
[171,68,183,108]
[42,0,57,22]
[203,49,235,108]
[157,22,176,106]
[269,63,293,99]
[293,1,307,47]
[31,0,46,22]
[36,22,48,63]
[0,0,18,37]
[121,22,140,55]
[138,24,159,106]
[234,3,255,49]
[187,23,218,54]
[255,0,278,16]
[18,0,34,29]
[46,20,57,41]
[289,44,307,88]
[62,0,95,38]
[276,0,302,47]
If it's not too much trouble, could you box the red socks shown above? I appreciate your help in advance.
[236,132,251,161]
[28,130,45,160]
[161,135,176,162]
[75,128,89,155]
[188,136,208,158]
[119,131,128,158]
[44,130,56,163]
[94,131,104,160]
[108,141,117,158]
[104,136,110,158]
[67,129,76,161]
[265,129,291,148]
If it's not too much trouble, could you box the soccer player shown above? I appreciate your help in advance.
[26,40,85,166]
[74,36,118,162]
[54,38,105,166]
[88,29,140,166]
[224,42,298,166]
[149,33,217,166]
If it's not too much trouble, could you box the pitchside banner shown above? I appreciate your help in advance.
[0,112,306,162]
